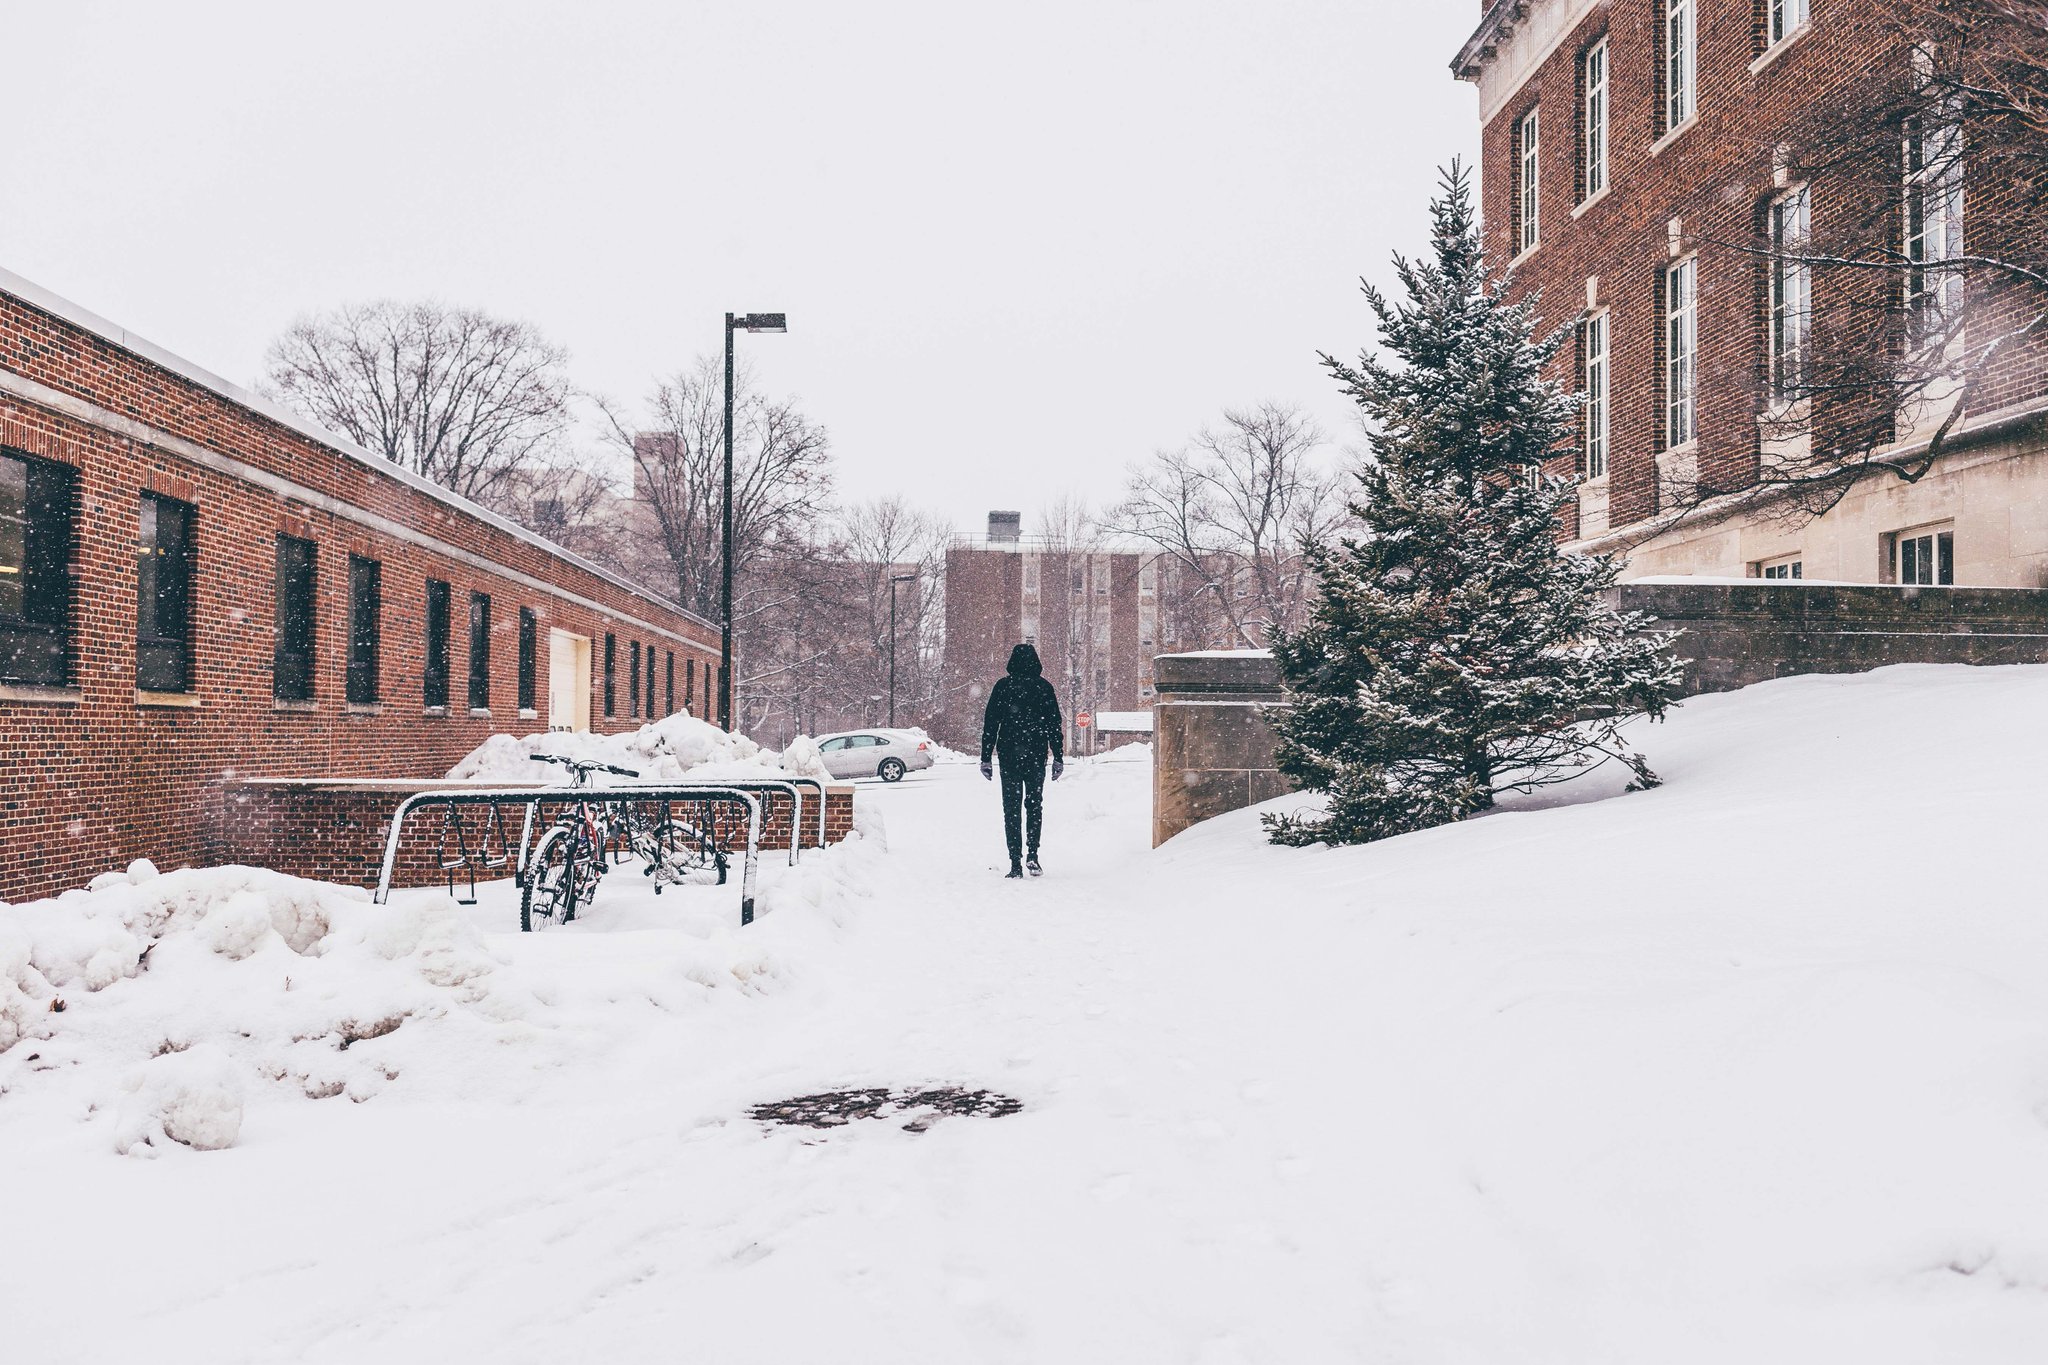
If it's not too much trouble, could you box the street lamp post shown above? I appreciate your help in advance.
[720,311,786,733]
[887,572,917,727]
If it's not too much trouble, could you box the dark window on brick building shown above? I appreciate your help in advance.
[273,535,317,701]
[1580,37,1608,202]
[629,639,641,718]
[517,606,537,712]
[0,450,76,688]
[665,650,674,716]
[1516,106,1541,254]
[646,640,657,713]
[424,579,451,708]
[686,656,696,713]
[136,493,195,693]
[604,633,616,716]
[1662,0,1697,135]
[468,591,491,711]
[346,554,381,704]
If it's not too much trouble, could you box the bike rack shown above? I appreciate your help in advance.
[372,785,765,925]
[699,778,822,866]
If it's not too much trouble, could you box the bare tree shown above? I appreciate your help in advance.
[838,496,950,727]
[1687,0,2048,519]
[263,301,575,509]
[596,355,834,621]
[1104,403,1351,648]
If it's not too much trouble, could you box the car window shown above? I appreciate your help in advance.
[854,735,882,747]
[819,737,847,752]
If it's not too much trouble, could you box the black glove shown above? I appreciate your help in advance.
[980,760,993,780]
[1050,759,1064,781]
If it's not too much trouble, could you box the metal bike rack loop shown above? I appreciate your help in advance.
[373,785,765,925]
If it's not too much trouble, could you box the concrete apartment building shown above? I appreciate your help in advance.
[0,268,719,901]
[1455,0,2048,585]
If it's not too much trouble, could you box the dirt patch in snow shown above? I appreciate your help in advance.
[750,1085,1023,1133]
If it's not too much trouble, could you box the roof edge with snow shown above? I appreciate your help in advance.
[0,264,715,635]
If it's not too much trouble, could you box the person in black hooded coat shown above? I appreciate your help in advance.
[980,643,1064,877]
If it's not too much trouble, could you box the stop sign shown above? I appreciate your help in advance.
[1077,711,1092,728]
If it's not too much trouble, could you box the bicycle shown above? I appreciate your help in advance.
[519,755,730,931]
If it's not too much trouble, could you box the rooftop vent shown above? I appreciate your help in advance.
[987,510,1022,544]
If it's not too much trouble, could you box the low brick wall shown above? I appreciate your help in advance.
[1618,582,2048,696]
[218,778,856,891]
[1151,653,1291,847]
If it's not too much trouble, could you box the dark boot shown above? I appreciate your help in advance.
[1006,858,1024,879]
[1026,852,1042,877]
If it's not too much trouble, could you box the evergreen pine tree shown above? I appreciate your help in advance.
[1265,164,1681,847]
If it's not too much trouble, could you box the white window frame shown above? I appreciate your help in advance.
[1665,256,1697,448]
[1757,554,1803,580]
[1768,184,1812,400]
[1518,107,1542,254]
[1583,309,1609,479]
[1891,524,1955,585]
[1768,0,1810,48]
[1666,0,1696,132]
[1583,38,1609,200]
[1904,116,1964,341]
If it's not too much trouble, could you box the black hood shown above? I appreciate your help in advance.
[1006,643,1042,678]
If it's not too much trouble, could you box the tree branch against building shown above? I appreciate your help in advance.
[1105,403,1352,649]
[263,301,577,511]
[1682,0,2048,521]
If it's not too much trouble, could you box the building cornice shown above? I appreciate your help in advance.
[0,264,715,636]
[1568,398,2048,559]
[1452,0,1530,82]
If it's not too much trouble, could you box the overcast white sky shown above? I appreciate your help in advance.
[3,1,1477,532]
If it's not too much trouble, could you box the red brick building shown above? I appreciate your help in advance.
[0,268,719,902]
[1454,0,2048,584]
[937,513,1158,754]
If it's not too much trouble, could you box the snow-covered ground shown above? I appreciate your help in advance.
[5,664,2048,1362]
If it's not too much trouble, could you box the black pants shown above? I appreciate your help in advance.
[999,759,1045,861]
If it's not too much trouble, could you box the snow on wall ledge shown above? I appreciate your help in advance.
[210,713,854,892]
[1149,583,2048,845]
[1615,581,2048,695]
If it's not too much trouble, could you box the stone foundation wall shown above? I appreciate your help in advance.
[1151,653,1290,847]
[218,779,856,891]
[1149,584,2048,843]
[1618,582,2048,696]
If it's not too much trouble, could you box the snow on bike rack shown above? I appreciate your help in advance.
[371,785,765,925]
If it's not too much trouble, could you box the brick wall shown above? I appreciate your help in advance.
[0,278,724,902]
[218,780,858,893]
[1464,1,2048,534]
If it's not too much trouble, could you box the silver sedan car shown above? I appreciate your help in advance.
[814,730,937,782]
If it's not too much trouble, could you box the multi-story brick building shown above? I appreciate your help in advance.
[0,267,719,901]
[937,513,1164,753]
[1454,0,2048,584]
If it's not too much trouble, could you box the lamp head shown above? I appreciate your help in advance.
[736,313,787,334]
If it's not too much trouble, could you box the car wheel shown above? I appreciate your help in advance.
[878,757,906,782]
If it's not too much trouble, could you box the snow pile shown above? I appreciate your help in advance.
[1087,740,1153,764]
[894,726,974,764]
[0,861,530,1154]
[112,1044,245,1155]
[447,711,830,785]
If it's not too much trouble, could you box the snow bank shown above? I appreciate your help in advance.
[893,726,974,764]
[0,862,526,1153]
[447,711,829,785]
[1,809,889,1157]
